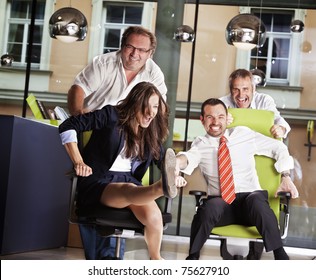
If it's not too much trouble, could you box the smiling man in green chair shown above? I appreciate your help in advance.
[175,98,299,260]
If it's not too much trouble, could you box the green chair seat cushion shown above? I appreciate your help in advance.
[212,225,262,239]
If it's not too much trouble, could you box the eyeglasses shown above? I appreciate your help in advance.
[124,44,152,54]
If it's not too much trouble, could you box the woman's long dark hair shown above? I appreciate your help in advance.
[116,82,169,161]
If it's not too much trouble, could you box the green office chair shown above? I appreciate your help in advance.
[188,108,291,260]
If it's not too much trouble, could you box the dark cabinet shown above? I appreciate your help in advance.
[0,115,72,255]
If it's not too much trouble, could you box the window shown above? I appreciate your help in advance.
[5,0,46,68]
[250,10,293,85]
[235,7,305,87]
[102,2,143,53]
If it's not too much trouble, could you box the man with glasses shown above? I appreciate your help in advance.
[67,26,167,260]
[67,25,167,115]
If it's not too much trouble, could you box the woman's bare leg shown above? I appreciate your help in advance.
[129,202,163,260]
[100,180,163,208]
[100,148,185,208]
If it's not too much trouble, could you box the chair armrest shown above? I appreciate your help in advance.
[64,169,79,223]
[276,191,291,239]
[277,191,291,198]
[189,190,207,207]
[277,191,291,214]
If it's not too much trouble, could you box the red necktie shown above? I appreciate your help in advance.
[218,136,236,204]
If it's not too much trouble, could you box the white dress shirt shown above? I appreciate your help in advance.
[179,126,294,196]
[74,51,167,112]
[220,92,291,138]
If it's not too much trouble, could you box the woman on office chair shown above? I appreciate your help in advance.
[59,81,186,260]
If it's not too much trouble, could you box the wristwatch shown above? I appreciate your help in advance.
[281,172,290,178]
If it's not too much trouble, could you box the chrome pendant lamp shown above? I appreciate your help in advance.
[173,0,195,43]
[291,0,304,33]
[291,20,304,33]
[225,13,266,51]
[49,7,88,43]
[244,0,267,86]
[174,25,195,42]
[250,68,266,87]
[1,53,14,66]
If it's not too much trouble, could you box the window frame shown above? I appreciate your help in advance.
[3,0,47,69]
[88,0,156,61]
[101,2,144,54]
[235,6,306,87]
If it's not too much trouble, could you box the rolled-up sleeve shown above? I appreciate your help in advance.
[274,155,294,173]
[178,146,201,175]
[60,129,77,145]
[254,131,294,173]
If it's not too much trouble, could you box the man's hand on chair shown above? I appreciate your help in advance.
[275,175,299,199]
[270,124,286,139]
[226,112,234,126]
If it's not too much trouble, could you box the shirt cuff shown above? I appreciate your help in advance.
[282,125,291,138]
[177,151,197,175]
[274,156,294,173]
[60,130,77,145]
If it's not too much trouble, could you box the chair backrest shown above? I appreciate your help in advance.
[228,108,281,217]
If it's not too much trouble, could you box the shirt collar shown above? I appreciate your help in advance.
[249,91,258,109]
[204,129,232,144]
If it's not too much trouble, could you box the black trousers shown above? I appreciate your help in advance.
[189,190,283,257]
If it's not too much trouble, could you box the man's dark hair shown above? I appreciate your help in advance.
[200,98,227,116]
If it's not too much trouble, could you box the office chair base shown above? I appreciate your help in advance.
[220,239,264,260]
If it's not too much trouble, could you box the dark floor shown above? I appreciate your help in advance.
[1,235,316,260]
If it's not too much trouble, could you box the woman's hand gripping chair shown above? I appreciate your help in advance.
[188,109,291,260]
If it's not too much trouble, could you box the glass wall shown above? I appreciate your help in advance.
[0,0,315,249]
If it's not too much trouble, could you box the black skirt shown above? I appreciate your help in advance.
[77,171,142,209]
